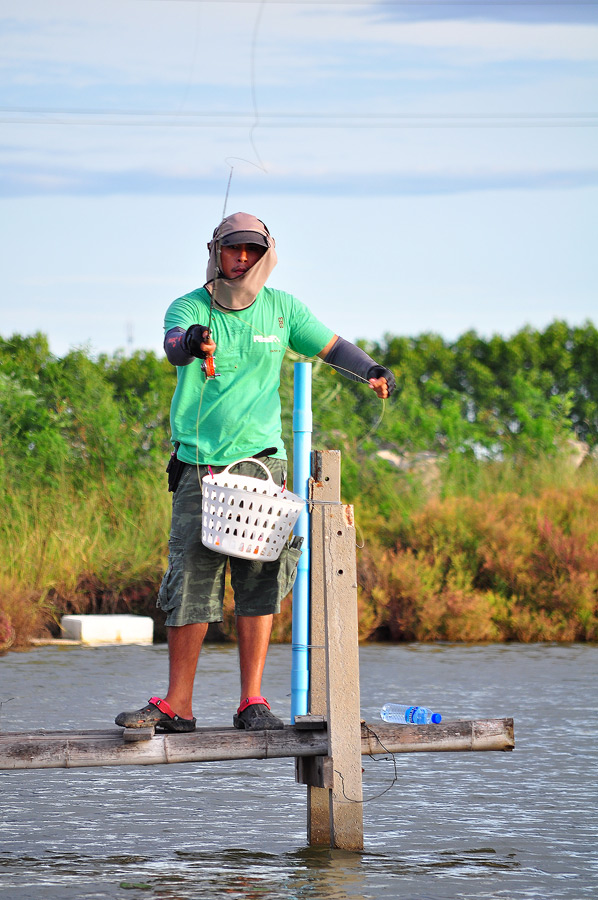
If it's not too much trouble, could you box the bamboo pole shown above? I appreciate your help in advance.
[0,719,514,771]
[363,717,515,754]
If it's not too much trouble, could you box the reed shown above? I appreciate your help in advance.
[355,459,598,643]
[0,472,171,647]
[1,455,597,649]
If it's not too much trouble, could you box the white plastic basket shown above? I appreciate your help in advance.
[201,458,305,561]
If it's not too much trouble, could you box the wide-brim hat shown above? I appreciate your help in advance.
[206,212,277,310]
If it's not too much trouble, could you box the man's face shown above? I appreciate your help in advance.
[219,243,266,279]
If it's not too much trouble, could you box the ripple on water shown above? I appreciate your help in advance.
[1,643,597,899]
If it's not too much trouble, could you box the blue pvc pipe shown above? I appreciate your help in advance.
[291,362,312,723]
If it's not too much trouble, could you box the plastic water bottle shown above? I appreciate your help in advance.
[380,703,442,724]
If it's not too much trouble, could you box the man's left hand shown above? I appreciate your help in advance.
[368,366,396,399]
[369,376,390,399]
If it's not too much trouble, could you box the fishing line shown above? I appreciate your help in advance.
[190,0,270,486]
[197,0,270,442]
[192,301,389,464]
[198,0,269,388]
[220,0,269,191]
[176,1,202,113]
[355,522,365,549]
[334,723,401,804]
[221,166,234,221]
[249,0,268,173]
[230,308,389,438]
[188,0,390,494]
[0,696,15,727]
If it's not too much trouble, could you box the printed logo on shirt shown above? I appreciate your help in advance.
[253,335,281,344]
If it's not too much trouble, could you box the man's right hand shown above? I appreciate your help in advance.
[184,324,217,359]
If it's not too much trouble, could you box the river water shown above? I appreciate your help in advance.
[1,642,596,900]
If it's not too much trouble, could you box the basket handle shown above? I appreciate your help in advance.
[216,457,279,487]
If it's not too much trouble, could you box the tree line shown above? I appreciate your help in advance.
[2,320,596,491]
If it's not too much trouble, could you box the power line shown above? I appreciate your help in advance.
[3,108,596,118]
[1,108,596,128]
[137,2,598,6]
[4,121,594,128]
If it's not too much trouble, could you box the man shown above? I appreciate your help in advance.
[116,212,394,733]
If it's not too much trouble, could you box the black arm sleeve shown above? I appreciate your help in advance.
[164,327,194,367]
[323,336,396,395]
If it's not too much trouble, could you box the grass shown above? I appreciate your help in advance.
[0,472,170,647]
[1,454,597,649]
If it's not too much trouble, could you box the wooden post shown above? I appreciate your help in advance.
[299,449,364,850]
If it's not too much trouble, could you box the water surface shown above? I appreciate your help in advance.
[1,642,596,899]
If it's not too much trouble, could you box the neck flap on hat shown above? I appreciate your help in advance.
[205,212,278,311]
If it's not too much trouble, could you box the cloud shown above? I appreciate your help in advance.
[1,2,595,204]
[2,160,596,199]
[371,0,598,26]
[2,2,597,97]
[0,2,263,88]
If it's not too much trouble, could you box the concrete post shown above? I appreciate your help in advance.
[299,449,364,850]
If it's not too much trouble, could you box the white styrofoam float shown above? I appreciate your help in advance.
[60,614,154,645]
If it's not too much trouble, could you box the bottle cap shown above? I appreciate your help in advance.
[431,713,442,724]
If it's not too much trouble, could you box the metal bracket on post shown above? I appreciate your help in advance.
[296,754,334,789]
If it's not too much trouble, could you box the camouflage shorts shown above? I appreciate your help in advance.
[157,457,301,626]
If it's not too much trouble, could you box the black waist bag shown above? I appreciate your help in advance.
[166,448,188,493]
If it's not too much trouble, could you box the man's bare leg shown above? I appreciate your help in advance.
[163,622,209,719]
[236,614,273,701]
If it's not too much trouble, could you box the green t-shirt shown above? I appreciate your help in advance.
[164,286,335,465]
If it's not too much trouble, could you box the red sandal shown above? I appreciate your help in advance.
[233,696,284,731]
[115,697,196,733]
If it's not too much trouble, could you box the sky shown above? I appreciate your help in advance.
[1,0,597,359]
